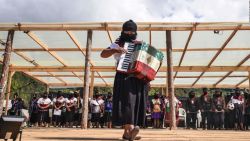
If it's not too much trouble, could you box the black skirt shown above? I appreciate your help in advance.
[112,72,148,126]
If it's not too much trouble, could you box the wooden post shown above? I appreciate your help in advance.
[46,85,50,94]
[89,71,95,98]
[248,71,250,92]
[0,30,14,117]
[81,30,92,129]
[4,71,15,115]
[166,30,176,129]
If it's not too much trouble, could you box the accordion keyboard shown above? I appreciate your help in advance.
[117,42,135,72]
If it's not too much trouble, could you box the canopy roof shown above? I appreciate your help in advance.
[0,22,249,88]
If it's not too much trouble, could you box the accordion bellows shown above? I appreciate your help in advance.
[117,42,164,82]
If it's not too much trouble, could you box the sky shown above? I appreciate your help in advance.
[0,0,249,22]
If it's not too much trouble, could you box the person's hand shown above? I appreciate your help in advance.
[111,47,127,54]
[132,40,142,45]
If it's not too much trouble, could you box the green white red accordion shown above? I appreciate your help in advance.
[117,42,164,82]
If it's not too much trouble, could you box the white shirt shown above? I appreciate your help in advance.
[53,97,65,106]
[231,96,244,104]
[90,99,104,113]
[165,97,181,108]
[65,97,77,104]
[37,98,51,105]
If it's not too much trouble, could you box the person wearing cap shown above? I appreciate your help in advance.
[199,88,212,130]
[101,20,147,141]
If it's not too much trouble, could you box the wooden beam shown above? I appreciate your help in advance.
[4,71,15,115]
[236,77,248,87]
[1,22,250,31]
[32,75,248,78]
[105,23,113,43]
[166,30,176,129]
[26,31,83,83]
[2,47,250,52]
[192,25,242,86]
[66,31,108,86]
[149,24,152,46]
[23,72,48,84]
[214,54,250,86]
[27,31,67,65]
[81,30,92,129]
[0,30,14,117]
[14,52,67,84]
[174,30,194,79]
[47,83,249,88]
[10,66,250,72]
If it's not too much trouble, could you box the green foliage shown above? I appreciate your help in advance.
[10,72,46,105]
[94,87,112,95]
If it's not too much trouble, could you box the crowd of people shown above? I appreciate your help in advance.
[6,88,250,131]
[144,88,250,131]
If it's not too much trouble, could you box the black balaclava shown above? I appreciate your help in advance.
[214,90,221,98]
[189,91,195,98]
[120,20,137,42]
[203,88,208,95]
[154,93,159,99]
[235,88,241,97]
[43,93,48,99]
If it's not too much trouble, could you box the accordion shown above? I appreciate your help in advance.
[117,42,164,82]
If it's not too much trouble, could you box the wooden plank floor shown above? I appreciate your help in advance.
[21,128,250,141]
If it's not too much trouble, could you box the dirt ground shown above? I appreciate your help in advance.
[19,128,250,141]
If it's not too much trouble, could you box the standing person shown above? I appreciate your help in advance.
[199,88,212,130]
[164,95,182,128]
[90,94,104,128]
[224,92,235,130]
[74,91,83,127]
[65,94,77,128]
[104,94,113,128]
[231,88,245,130]
[101,20,148,140]
[212,89,225,130]
[186,91,199,129]
[9,93,18,115]
[37,93,52,127]
[52,91,65,127]
[244,91,250,130]
[29,95,39,127]
[151,93,162,128]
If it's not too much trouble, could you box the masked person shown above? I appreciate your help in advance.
[212,89,225,130]
[37,93,52,127]
[186,91,199,129]
[65,94,77,128]
[199,88,212,130]
[52,91,65,127]
[231,88,245,130]
[29,95,39,127]
[101,20,147,141]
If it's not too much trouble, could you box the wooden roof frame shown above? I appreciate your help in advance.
[0,22,249,88]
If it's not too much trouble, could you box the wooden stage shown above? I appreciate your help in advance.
[21,128,250,141]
